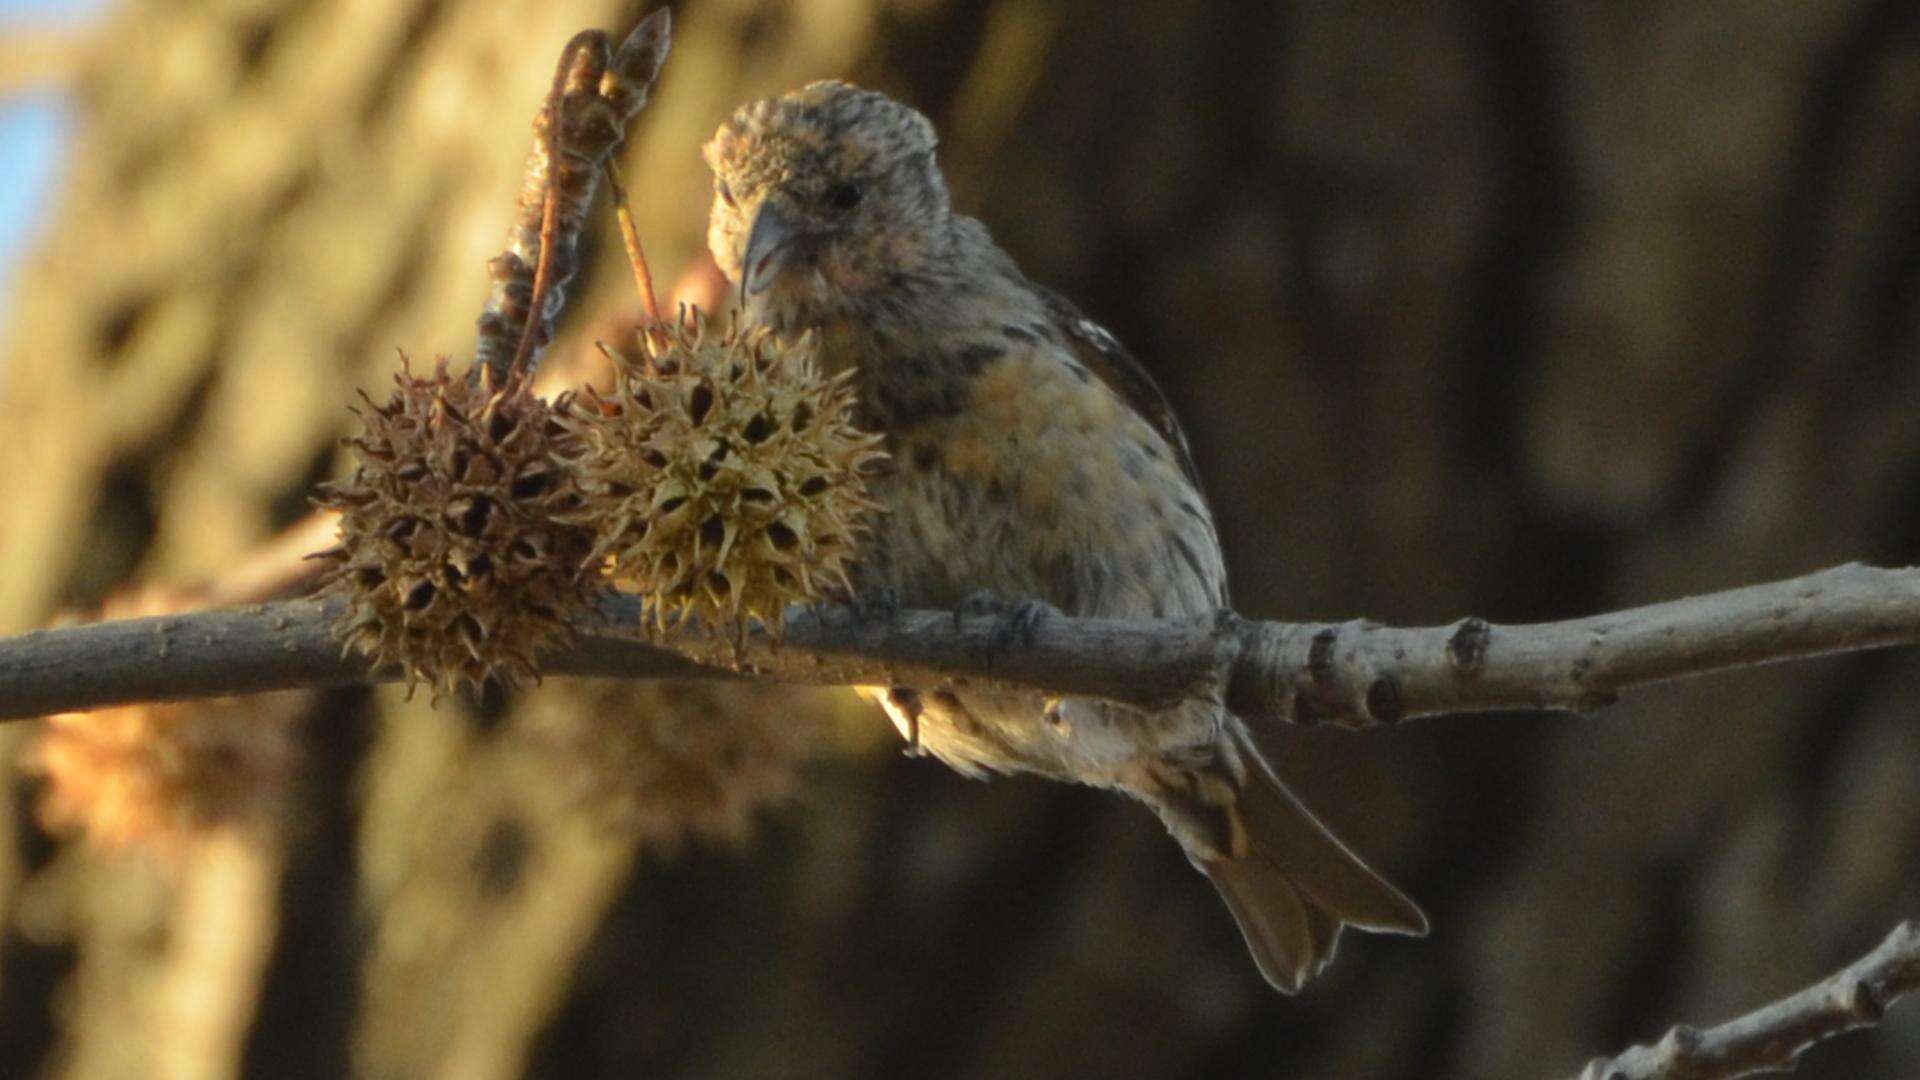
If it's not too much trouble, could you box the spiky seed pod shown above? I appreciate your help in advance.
[558,314,887,636]
[30,695,303,852]
[315,357,597,695]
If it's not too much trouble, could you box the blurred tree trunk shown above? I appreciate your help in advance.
[3,0,1920,1078]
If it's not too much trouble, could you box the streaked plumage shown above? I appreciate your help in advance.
[704,81,1426,991]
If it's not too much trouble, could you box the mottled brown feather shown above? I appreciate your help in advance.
[1032,284,1203,490]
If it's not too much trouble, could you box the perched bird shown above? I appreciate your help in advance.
[704,81,1426,991]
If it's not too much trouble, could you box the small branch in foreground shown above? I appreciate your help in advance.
[0,563,1915,725]
[1575,921,1920,1080]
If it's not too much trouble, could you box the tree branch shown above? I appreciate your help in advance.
[0,563,1915,725]
[1574,920,1920,1079]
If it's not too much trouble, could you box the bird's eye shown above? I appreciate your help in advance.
[824,181,863,212]
[717,181,737,209]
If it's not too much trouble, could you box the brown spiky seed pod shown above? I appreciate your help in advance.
[559,315,886,635]
[316,357,596,695]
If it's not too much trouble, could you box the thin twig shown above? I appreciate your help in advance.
[0,563,1915,724]
[1574,921,1920,1079]
[603,159,662,325]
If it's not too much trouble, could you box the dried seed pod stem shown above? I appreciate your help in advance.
[604,159,662,327]
[475,10,673,380]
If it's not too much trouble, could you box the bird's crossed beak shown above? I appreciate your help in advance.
[742,200,803,297]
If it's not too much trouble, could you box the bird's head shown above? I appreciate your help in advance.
[704,81,949,323]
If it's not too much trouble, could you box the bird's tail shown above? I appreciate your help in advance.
[1150,727,1426,993]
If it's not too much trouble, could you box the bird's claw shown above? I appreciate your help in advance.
[847,585,902,625]
[954,590,1056,648]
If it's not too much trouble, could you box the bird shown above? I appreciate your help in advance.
[702,80,1427,992]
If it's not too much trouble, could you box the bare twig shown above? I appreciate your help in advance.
[474,10,672,379]
[0,563,1915,725]
[603,159,663,326]
[0,597,703,719]
[1574,921,1920,1080]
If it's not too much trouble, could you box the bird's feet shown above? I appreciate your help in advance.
[843,585,902,626]
[954,589,1057,649]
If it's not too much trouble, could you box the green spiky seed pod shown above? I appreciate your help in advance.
[559,315,886,636]
[315,357,597,695]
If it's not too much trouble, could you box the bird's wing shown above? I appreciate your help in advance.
[1033,286,1204,490]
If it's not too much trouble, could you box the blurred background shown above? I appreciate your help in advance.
[2,0,1919,1077]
